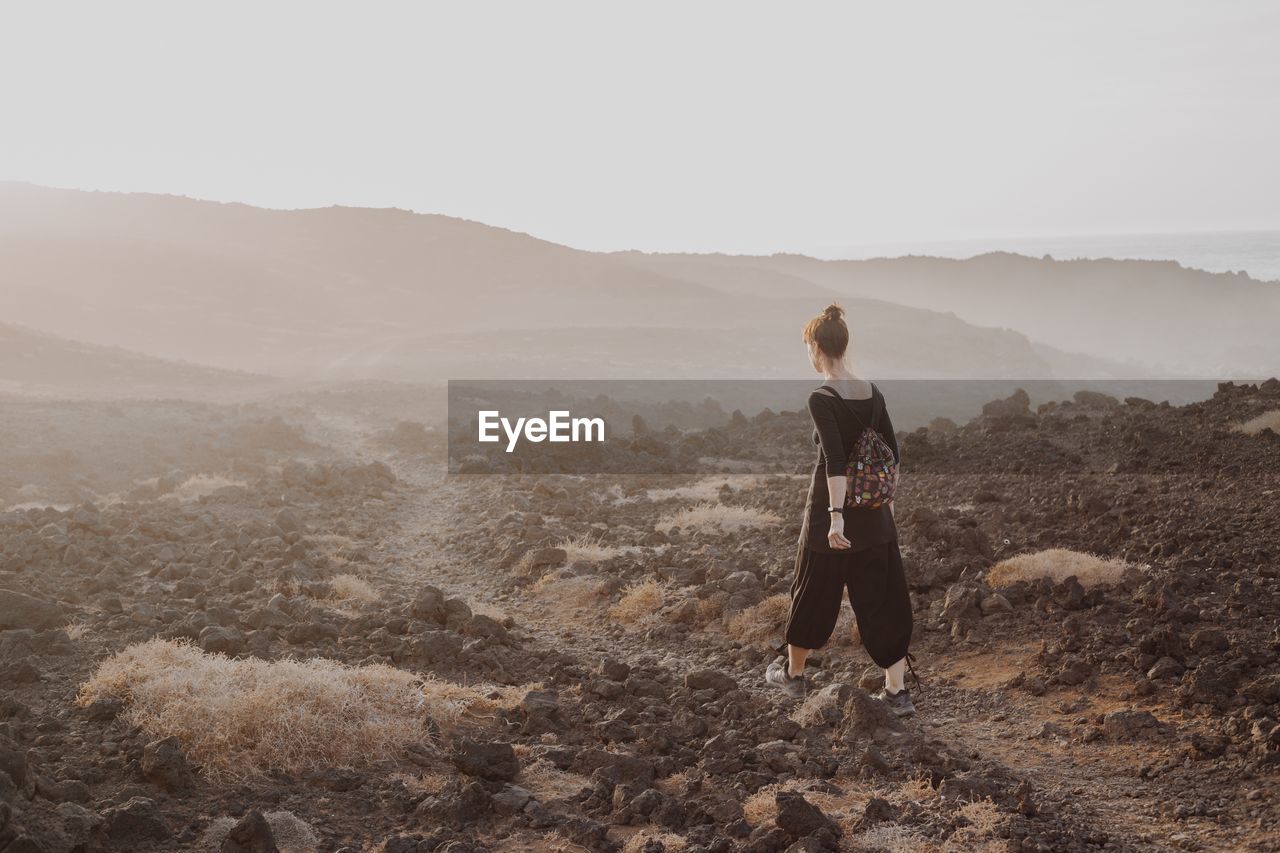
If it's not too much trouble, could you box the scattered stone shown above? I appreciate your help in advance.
[685,669,738,693]
[221,809,279,853]
[1103,709,1161,740]
[451,740,518,782]
[141,736,195,792]
[0,590,63,630]
[774,790,840,840]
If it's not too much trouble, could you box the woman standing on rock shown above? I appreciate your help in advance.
[764,303,916,716]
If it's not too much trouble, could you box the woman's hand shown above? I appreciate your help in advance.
[827,512,851,549]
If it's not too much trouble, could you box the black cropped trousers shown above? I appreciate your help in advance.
[779,539,913,669]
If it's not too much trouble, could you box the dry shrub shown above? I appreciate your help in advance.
[895,776,939,803]
[609,579,666,625]
[645,476,760,503]
[164,473,247,503]
[310,533,357,566]
[655,767,694,795]
[328,573,379,605]
[531,572,609,612]
[726,594,790,642]
[1235,409,1280,435]
[655,502,781,535]
[518,759,592,802]
[944,799,1005,850]
[622,833,687,853]
[745,780,871,832]
[64,621,90,641]
[986,548,1140,590]
[201,810,318,852]
[421,677,542,722]
[558,533,625,563]
[743,780,814,825]
[390,771,450,797]
[849,824,939,852]
[77,639,504,780]
[743,782,786,826]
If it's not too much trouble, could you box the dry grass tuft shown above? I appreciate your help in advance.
[77,639,508,780]
[164,473,247,503]
[201,810,318,852]
[655,502,781,535]
[945,799,1005,850]
[1234,409,1280,435]
[64,621,90,642]
[557,533,626,563]
[328,573,380,605]
[986,548,1141,590]
[849,824,939,852]
[531,572,610,613]
[645,476,761,503]
[743,782,787,826]
[726,594,790,642]
[896,776,939,803]
[390,771,450,797]
[608,579,667,625]
[622,833,688,853]
[518,759,592,802]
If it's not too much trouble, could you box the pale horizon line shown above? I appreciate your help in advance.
[6,177,1280,266]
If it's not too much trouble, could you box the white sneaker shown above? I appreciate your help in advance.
[765,658,806,699]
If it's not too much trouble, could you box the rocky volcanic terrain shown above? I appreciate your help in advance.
[1,381,1278,852]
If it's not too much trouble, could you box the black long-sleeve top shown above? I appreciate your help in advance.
[799,383,900,554]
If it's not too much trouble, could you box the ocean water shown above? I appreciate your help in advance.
[822,230,1280,283]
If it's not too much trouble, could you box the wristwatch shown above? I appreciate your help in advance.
[826,505,843,514]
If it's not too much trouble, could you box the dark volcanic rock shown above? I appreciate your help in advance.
[411,585,447,624]
[0,589,63,630]
[774,790,840,841]
[221,809,279,853]
[685,669,738,693]
[102,796,169,844]
[452,740,518,782]
[141,736,195,792]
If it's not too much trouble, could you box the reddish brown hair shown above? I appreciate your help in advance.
[802,303,848,360]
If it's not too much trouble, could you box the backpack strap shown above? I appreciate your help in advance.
[818,382,874,432]
[870,382,884,430]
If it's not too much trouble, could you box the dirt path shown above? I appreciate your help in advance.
[340,436,1260,852]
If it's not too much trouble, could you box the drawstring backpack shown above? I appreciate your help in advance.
[822,382,899,510]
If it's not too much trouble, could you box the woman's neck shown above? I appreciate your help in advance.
[822,363,856,381]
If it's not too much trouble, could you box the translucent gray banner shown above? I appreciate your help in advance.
[446,379,1241,475]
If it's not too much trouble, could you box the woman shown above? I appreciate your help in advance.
[765,303,916,716]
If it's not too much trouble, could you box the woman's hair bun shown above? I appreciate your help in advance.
[802,302,850,359]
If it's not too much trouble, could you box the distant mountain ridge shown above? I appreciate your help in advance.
[2,182,1267,380]
[0,321,274,398]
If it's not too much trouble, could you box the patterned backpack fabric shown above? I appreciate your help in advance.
[825,383,898,510]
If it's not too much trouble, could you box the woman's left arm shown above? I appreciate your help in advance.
[878,391,899,519]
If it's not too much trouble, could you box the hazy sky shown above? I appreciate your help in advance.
[3,1,1279,253]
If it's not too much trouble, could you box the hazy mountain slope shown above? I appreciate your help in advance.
[1,183,1129,380]
[0,322,274,397]
[620,251,1280,376]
